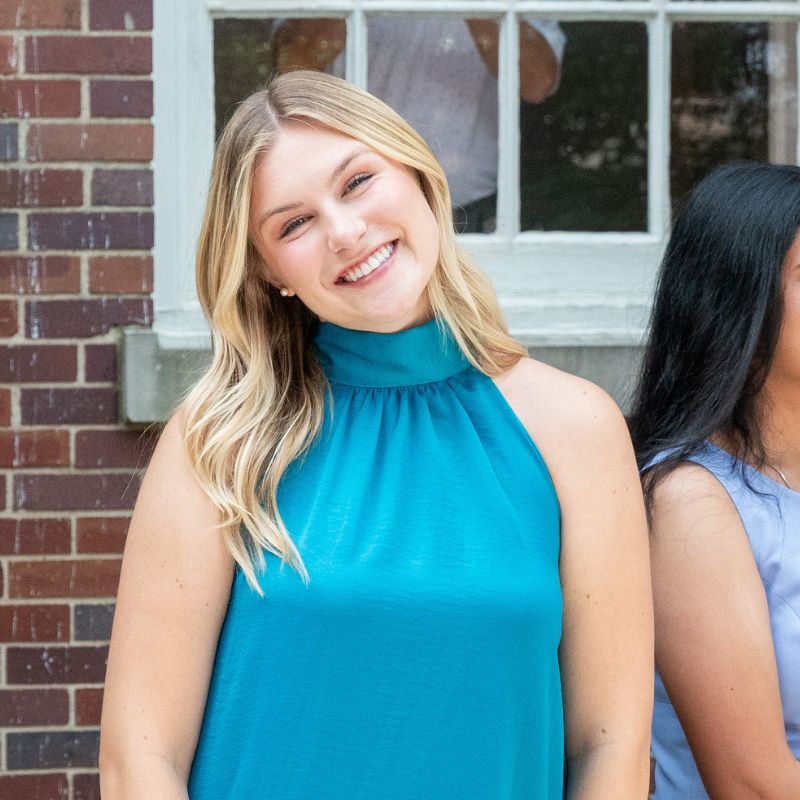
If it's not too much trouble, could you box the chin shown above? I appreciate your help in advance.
[363,301,432,333]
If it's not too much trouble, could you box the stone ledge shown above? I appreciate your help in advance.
[120,326,643,424]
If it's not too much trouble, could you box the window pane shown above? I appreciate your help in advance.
[671,22,798,208]
[520,21,648,232]
[366,15,499,233]
[214,17,346,139]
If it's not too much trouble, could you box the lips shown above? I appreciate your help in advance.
[336,241,397,284]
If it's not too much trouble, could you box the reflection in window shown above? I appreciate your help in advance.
[361,16,511,233]
[215,15,568,235]
[214,19,274,138]
[213,18,346,139]
[520,22,648,232]
[671,22,798,208]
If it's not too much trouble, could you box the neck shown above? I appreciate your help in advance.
[757,375,800,488]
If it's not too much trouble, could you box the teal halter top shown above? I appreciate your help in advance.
[188,319,564,799]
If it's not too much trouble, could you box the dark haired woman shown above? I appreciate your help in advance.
[629,161,800,799]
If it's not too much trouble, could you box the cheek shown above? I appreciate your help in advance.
[259,239,318,289]
[773,285,800,374]
[417,202,440,268]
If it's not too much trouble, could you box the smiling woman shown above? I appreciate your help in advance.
[250,123,439,332]
[98,71,653,800]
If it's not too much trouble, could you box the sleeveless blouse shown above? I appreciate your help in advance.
[188,319,564,799]
[651,442,800,799]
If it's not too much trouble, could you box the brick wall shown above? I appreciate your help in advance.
[0,1,155,797]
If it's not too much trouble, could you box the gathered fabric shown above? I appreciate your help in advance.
[189,319,564,800]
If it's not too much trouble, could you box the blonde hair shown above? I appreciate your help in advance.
[182,71,526,592]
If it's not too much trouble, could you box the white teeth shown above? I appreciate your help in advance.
[341,242,395,283]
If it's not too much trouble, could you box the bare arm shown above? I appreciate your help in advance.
[272,18,346,73]
[99,410,235,799]
[495,359,653,799]
[651,464,800,799]
[466,20,559,104]
[272,18,557,104]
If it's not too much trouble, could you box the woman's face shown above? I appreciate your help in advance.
[249,121,440,333]
[771,230,800,385]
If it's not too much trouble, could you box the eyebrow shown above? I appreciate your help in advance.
[257,147,370,232]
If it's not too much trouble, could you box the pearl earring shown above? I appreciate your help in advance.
[279,288,290,297]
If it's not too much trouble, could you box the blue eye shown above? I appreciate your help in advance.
[345,173,372,193]
[280,216,308,238]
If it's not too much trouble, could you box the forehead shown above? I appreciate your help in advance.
[257,122,368,186]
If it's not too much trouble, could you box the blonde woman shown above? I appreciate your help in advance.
[99,72,652,800]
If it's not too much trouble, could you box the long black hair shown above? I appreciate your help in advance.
[628,161,800,511]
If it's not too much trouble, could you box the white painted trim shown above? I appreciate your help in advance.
[496,10,520,236]
[648,3,670,237]
[153,0,215,330]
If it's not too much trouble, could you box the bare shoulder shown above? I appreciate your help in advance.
[145,404,190,478]
[649,460,744,544]
[493,355,631,474]
[125,403,234,574]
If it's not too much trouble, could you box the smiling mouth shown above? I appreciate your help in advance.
[337,241,397,284]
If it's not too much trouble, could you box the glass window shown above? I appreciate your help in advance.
[364,15,500,233]
[671,21,798,208]
[520,22,648,232]
[213,17,347,139]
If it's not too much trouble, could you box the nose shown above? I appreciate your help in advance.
[326,205,367,253]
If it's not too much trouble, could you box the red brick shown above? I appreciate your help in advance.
[89,254,152,293]
[28,212,154,250]
[77,516,128,553]
[0,518,71,555]
[1,210,18,248]
[0,604,70,642]
[9,559,122,598]
[75,687,103,726]
[0,688,69,724]
[0,344,77,382]
[27,123,153,162]
[0,429,70,467]
[1,120,17,160]
[92,167,153,206]
[76,427,157,468]
[0,0,81,29]
[0,773,69,800]
[0,473,5,509]
[21,387,117,424]
[7,645,108,684]
[26,297,152,337]
[0,169,83,208]
[7,729,100,768]
[0,79,81,118]
[26,36,151,75]
[14,472,139,510]
[85,343,117,382]
[90,78,152,117]
[90,0,152,31]
[74,772,101,800]
[0,296,17,335]
[0,34,18,74]
[0,255,81,293]
[0,386,10,424]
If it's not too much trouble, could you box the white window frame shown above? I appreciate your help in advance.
[153,0,800,350]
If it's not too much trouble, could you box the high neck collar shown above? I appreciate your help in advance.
[314,318,471,388]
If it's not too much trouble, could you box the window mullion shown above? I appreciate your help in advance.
[796,22,800,163]
[648,3,670,237]
[496,9,520,237]
[347,1,368,88]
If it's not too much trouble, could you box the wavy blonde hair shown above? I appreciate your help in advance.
[182,71,526,592]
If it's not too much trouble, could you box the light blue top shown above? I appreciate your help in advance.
[188,319,564,800]
[652,442,800,799]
